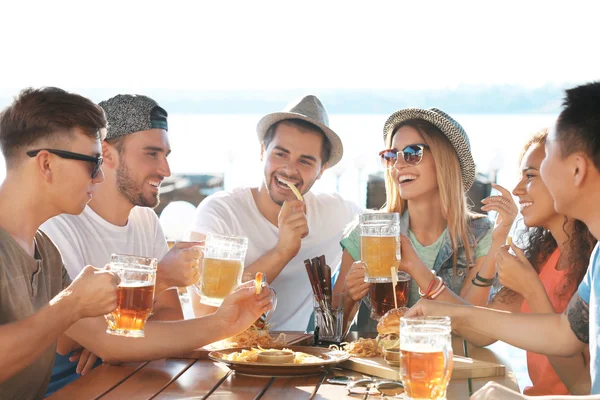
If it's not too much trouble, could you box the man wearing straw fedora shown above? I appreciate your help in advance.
[189,95,362,330]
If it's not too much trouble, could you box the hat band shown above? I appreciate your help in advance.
[151,119,168,130]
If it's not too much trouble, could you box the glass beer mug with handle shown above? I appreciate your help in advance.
[105,254,158,338]
[194,233,248,306]
[359,212,401,283]
[400,316,454,400]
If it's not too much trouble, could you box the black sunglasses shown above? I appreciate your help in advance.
[379,144,429,169]
[26,149,103,179]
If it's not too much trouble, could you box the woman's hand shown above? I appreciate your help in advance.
[345,262,370,302]
[481,184,518,242]
[398,233,422,275]
[496,243,539,299]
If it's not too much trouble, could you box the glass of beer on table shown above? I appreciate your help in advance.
[195,233,247,306]
[360,212,401,282]
[400,316,453,400]
[368,271,411,320]
[105,254,158,338]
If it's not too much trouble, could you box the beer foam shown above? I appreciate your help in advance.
[118,281,154,288]
[400,342,445,353]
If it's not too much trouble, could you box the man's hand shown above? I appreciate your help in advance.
[69,348,100,375]
[405,299,469,330]
[157,241,204,292]
[345,262,370,302]
[470,382,527,399]
[275,200,308,259]
[214,281,274,338]
[66,265,119,319]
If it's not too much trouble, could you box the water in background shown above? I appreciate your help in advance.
[0,114,555,201]
[166,113,555,208]
[0,113,550,390]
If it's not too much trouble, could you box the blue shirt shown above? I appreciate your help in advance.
[577,242,600,394]
[45,352,102,397]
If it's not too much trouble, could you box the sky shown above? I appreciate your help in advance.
[1,0,599,92]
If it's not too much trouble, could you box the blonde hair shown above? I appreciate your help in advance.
[383,119,480,269]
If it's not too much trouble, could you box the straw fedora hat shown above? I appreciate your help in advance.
[256,95,343,167]
[383,107,475,191]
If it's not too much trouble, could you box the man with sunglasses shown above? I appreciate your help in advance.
[0,87,273,400]
[39,94,205,394]
[188,95,362,331]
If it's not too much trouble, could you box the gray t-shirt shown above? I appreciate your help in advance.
[0,226,71,400]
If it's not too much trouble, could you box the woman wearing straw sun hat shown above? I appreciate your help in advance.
[334,107,514,331]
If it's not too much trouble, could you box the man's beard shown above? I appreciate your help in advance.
[116,160,160,208]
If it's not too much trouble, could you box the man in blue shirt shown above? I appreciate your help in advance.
[407,81,600,399]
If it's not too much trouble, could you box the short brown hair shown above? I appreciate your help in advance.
[263,118,332,164]
[0,87,107,164]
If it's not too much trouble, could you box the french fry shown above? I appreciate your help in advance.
[390,266,398,309]
[507,236,513,246]
[255,272,264,295]
[279,178,303,201]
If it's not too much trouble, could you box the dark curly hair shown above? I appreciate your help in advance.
[494,129,597,303]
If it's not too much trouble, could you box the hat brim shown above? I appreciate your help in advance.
[257,112,343,168]
[383,108,475,191]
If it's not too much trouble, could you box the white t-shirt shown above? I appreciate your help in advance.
[41,206,169,279]
[189,187,362,331]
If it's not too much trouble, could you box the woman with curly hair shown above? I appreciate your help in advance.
[456,128,596,396]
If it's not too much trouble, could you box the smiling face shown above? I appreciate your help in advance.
[111,129,171,208]
[512,144,559,228]
[388,125,438,200]
[539,127,581,218]
[261,121,326,206]
[44,128,105,215]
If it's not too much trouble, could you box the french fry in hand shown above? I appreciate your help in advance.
[507,236,513,246]
[279,178,303,201]
[255,272,264,295]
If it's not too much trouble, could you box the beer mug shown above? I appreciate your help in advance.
[195,233,247,306]
[105,254,158,338]
[360,212,401,282]
[368,271,411,320]
[400,316,454,400]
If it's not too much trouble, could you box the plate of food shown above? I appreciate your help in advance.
[208,346,350,377]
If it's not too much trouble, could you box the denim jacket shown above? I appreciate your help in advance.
[355,212,493,332]
[428,215,493,296]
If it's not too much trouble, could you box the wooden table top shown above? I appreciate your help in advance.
[48,332,519,399]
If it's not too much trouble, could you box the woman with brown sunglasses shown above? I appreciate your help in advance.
[333,108,514,332]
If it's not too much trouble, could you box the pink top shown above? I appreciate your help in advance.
[520,249,571,396]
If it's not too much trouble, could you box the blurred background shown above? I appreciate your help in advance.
[1,0,598,389]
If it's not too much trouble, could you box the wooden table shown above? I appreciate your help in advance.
[48,332,519,399]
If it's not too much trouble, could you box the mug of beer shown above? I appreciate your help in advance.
[195,233,247,306]
[360,212,401,282]
[400,316,454,400]
[368,271,411,320]
[105,254,158,338]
